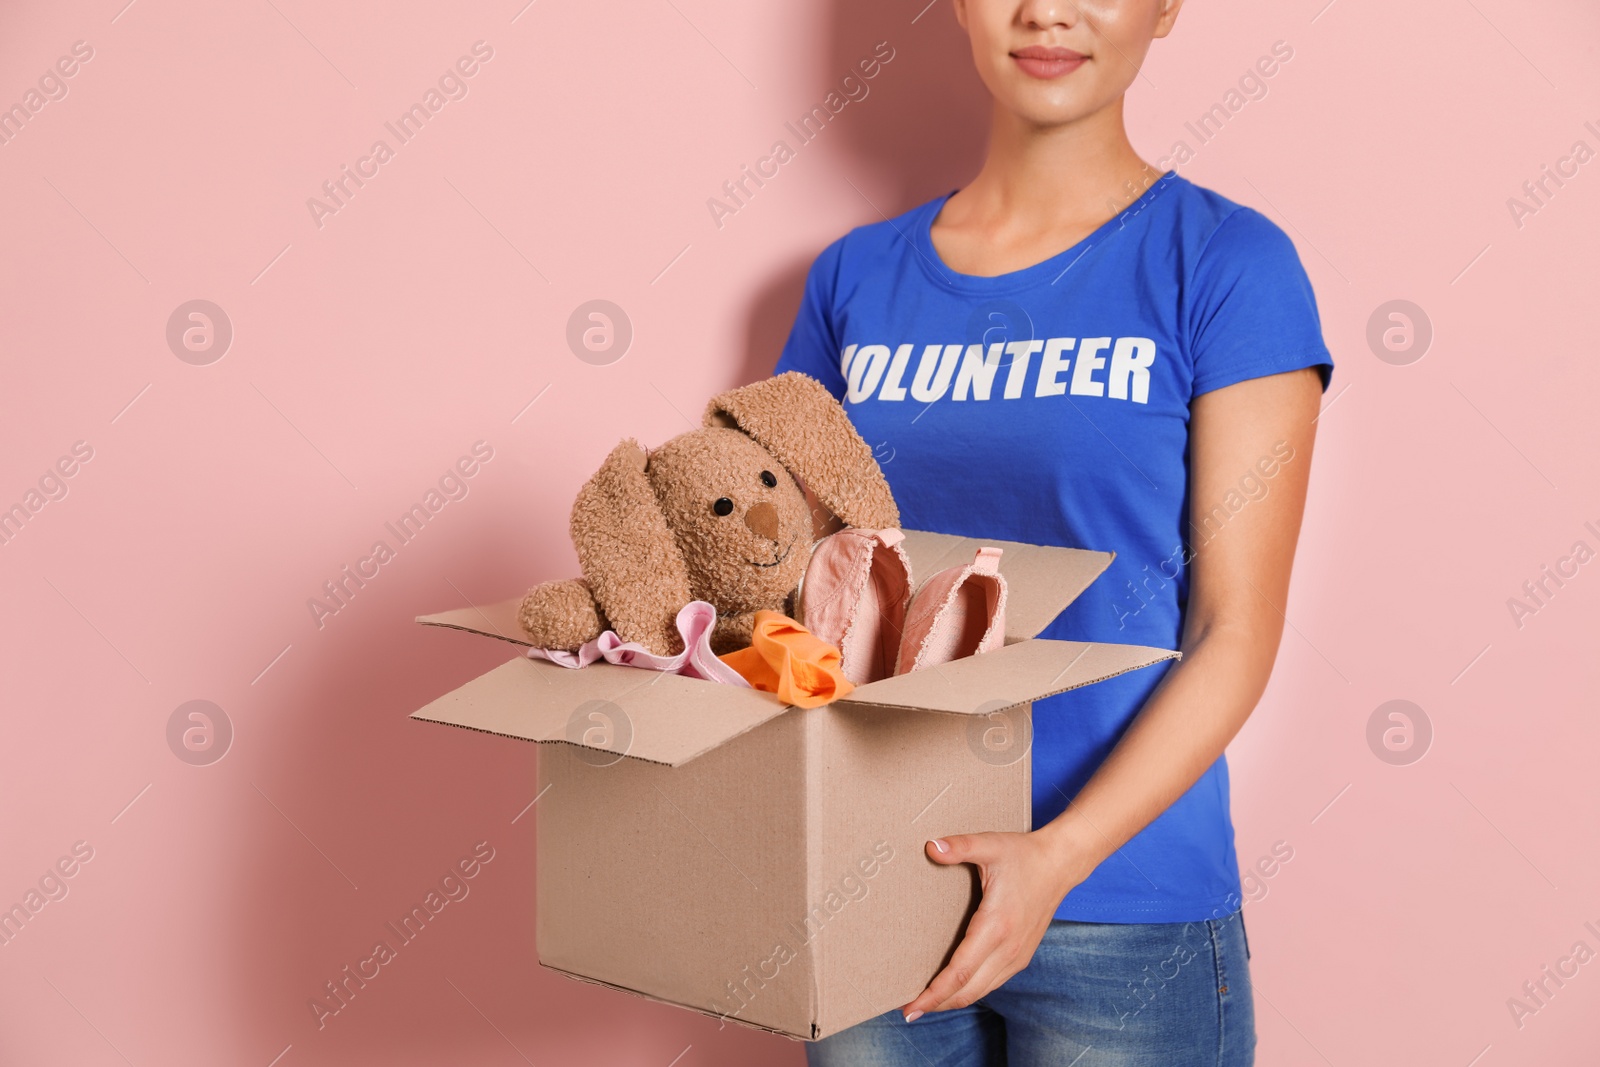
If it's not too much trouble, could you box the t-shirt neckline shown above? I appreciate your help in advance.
[913,170,1182,294]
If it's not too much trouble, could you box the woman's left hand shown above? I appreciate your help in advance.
[900,828,1092,1020]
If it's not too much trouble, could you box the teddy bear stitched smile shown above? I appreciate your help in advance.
[746,533,800,568]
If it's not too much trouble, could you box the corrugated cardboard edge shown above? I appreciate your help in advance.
[416,598,532,647]
[408,657,797,768]
[845,646,1182,717]
[409,640,1182,763]
[409,708,672,768]
[541,963,815,1042]
[800,693,826,1040]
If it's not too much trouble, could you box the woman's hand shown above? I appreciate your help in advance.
[899,828,1093,1020]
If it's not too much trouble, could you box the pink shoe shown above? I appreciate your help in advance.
[894,546,1007,675]
[797,527,914,685]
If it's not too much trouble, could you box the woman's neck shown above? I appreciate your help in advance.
[927,96,1163,276]
[958,96,1159,227]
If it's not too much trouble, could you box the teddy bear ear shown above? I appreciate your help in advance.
[703,370,899,530]
[569,438,693,656]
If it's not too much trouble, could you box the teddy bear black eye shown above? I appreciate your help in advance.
[713,497,734,516]
[759,470,777,488]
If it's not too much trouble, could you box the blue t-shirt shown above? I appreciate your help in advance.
[774,170,1333,924]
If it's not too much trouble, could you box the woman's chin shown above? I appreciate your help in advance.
[995,89,1106,129]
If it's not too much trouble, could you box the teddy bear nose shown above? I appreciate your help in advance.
[743,501,780,541]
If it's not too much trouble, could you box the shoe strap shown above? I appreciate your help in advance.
[875,527,905,548]
[971,546,1003,575]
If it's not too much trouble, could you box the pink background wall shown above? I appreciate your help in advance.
[2,0,1597,1063]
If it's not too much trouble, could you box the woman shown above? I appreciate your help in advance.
[772,1,1331,1064]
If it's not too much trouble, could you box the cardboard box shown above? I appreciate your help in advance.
[411,528,1178,1041]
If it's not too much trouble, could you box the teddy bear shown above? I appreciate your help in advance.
[517,371,900,658]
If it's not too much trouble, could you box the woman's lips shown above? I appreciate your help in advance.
[1011,46,1087,79]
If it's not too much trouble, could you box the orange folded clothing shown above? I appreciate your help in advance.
[717,610,855,708]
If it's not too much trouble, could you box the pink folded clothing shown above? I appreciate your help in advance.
[525,600,751,688]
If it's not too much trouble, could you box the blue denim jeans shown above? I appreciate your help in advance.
[806,910,1255,1067]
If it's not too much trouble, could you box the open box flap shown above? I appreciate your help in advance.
[416,529,1112,650]
[839,638,1180,717]
[897,529,1113,644]
[409,656,794,767]
[412,528,1134,764]
[417,598,532,647]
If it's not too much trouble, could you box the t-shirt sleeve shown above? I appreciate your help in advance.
[1186,206,1335,399]
[773,237,848,401]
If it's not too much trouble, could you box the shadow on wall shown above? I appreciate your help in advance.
[825,0,990,209]
[222,4,993,1065]
[738,0,990,385]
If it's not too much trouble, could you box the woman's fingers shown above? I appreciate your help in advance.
[925,942,1019,1015]
[901,904,1008,1019]
[901,831,1069,1019]
[902,835,1013,1019]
